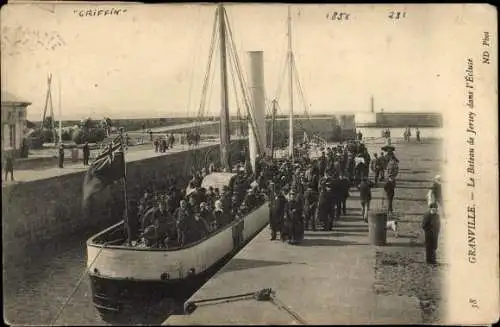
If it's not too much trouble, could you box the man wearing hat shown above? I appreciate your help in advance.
[284,189,303,245]
[422,203,440,264]
[303,185,318,231]
[269,183,286,240]
[383,176,396,213]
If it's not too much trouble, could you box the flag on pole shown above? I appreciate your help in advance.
[82,136,125,206]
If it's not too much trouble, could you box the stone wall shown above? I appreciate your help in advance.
[2,140,246,263]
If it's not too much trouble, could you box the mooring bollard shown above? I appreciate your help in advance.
[368,211,388,246]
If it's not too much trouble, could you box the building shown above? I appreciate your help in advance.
[1,90,31,155]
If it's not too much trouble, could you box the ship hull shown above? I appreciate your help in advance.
[87,203,269,313]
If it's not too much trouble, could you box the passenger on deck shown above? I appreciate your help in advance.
[199,202,215,231]
[213,200,226,229]
[140,205,157,233]
[175,200,191,247]
[191,211,211,242]
[188,195,200,215]
[230,194,240,217]
[153,202,172,247]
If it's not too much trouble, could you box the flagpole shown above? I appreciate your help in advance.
[119,128,131,245]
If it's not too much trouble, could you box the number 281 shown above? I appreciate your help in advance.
[389,11,406,19]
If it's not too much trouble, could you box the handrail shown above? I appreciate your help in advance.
[87,200,268,252]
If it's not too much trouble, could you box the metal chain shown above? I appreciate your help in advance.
[184,288,307,325]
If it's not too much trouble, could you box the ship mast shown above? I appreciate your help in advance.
[287,6,294,161]
[218,4,231,171]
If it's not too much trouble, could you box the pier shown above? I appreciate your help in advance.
[164,139,446,325]
[3,138,446,325]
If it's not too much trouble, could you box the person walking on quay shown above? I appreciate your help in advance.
[3,151,15,181]
[416,128,421,143]
[269,183,286,240]
[303,185,318,231]
[58,144,65,168]
[149,129,153,142]
[154,137,160,152]
[384,176,396,213]
[359,177,372,222]
[83,141,90,166]
[339,174,350,216]
[427,174,444,216]
[370,153,381,184]
[379,152,387,181]
[169,133,175,148]
[285,190,303,245]
[422,203,441,265]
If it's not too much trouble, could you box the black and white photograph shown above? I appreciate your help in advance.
[2,2,498,325]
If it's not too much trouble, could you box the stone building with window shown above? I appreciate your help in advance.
[1,90,31,156]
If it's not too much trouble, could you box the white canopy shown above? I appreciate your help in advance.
[200,172,237,190]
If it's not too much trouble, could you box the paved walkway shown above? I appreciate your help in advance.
[164,205,422,325]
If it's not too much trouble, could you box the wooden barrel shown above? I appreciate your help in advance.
[368,211,387,246]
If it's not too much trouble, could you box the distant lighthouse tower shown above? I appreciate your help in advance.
[370,95,374,113]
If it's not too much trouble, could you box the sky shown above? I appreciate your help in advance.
[0,3,488,121]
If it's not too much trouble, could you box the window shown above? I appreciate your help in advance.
[9,124,16,148]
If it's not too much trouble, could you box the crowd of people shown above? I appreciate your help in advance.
[153,133,175,153]
[121,134,442,264]
[130,164,267,248]
[128,139,403,248]
[403,127,421,143]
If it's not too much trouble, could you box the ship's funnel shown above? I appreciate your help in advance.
[247,51,267,174]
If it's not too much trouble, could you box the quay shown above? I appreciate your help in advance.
[165,139,445,325]
[2,140,218,185]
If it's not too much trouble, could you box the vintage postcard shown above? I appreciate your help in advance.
[2,2,498,326]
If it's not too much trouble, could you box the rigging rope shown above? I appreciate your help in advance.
[186,9,204,120]
[50,243,108,326]
[224,10,264,153]
[196,8,219,127]
[227,43,246,136]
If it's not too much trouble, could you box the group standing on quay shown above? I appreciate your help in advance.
[128,134,441,265]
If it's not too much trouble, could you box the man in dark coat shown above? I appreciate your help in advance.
[285,190,304,245]
[58,144,65,168]
[175,200,191,247]
[422,203,440,264]
[359,177,372,222]
[269,184,287,240]
[318,151,327,177]
[339,174,350,216]
[83,141,90,166]
[370,153,381,184]
[303,186,318,231]
[331,174,343,223]
[154,137,160,152]
[3,151,15,181]
[317,176,331,230]
[384,177,396,213]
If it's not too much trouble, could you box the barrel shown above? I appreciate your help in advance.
[368,211,387,246]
